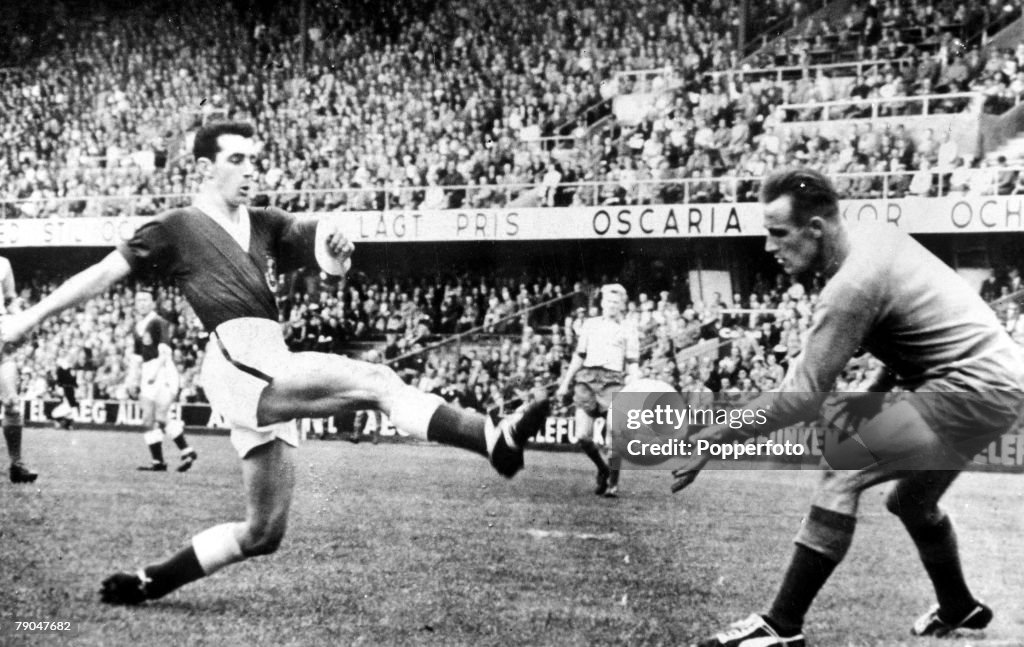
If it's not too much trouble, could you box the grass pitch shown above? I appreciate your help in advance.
[2,427,1022,647]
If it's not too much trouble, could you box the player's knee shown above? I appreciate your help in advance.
[240,519,287,556]
[2,403,21,425]
[362,362,402,397]
[884,487,942,525]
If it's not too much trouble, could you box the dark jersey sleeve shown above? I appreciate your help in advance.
[266,208,318,274]
[117,219,176,281]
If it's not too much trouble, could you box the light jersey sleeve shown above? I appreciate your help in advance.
[0,257,15,314]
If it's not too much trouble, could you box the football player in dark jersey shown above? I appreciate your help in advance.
[131,287,197,472]
[1,121,549,605]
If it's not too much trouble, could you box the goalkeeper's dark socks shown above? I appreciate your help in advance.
[901,513,975,620]
[426,404,488,457]
[766,543,841,633]
[141,546,206,599]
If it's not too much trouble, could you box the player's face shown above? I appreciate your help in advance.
[763,195,821,276]
[135,291,155,316]
[209,134,257,207]
[601,292,625,318]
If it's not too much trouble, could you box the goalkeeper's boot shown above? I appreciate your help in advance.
[911,601,992,637]
[695,614,805,647]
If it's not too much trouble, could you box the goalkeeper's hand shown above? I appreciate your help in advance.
[670,452,712,493]
[821,392,884,438]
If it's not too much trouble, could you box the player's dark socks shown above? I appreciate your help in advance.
[3,425,23,463]
[580,439,608,472]
[607,468,620,488]
[767,543,841,633]
[426,404,487,456]
[148,442,165,464]
[901,513,975,619]
[141,545,206,599]
[172,435,191,451]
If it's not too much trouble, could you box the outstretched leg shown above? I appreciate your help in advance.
[256,352,549,477]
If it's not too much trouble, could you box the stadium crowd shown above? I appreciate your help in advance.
[1,0,1023,219]
[11,261,1023,426]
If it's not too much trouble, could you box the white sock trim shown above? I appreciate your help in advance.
[192,523,245,574]
[387,389,443,441]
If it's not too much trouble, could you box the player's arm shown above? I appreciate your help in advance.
[704,292,874,443]
[556,326,588,399]
[672,287,875,493]
[860,364,896,393]
[624,325,641,383]
[127,348,143,391]
[151,343,173,384]
[2,252,132,345]
[274,210,353,277]
[1,259,17,312]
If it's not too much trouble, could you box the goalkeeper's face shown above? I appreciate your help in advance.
[763,195,823,276]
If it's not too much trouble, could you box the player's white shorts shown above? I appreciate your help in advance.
[140,361,179,407]
[202,317,299,458]
[0,357,17,403]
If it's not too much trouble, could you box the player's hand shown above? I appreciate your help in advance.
[670,453,711,493]
[822,392,884,436]
[669,424,729,493]
[0,312,34,348]
[323,223,354,262]
[316,220,354,276]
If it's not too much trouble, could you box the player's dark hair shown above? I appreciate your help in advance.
[193,121,256,162]
[760,167,839,226]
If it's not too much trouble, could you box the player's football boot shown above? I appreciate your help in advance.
[594,468,610,495]
[695,614,805,647]
[9,462,38,484]
[603,484,619,498]
[911,601,992,637]
[100,571,150,605]
[488,395,550,478]
[177,450,198,472]
[138,462,168,472]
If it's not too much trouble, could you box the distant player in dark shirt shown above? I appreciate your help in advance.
[131,287,197,472]
[1,121,549,605]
